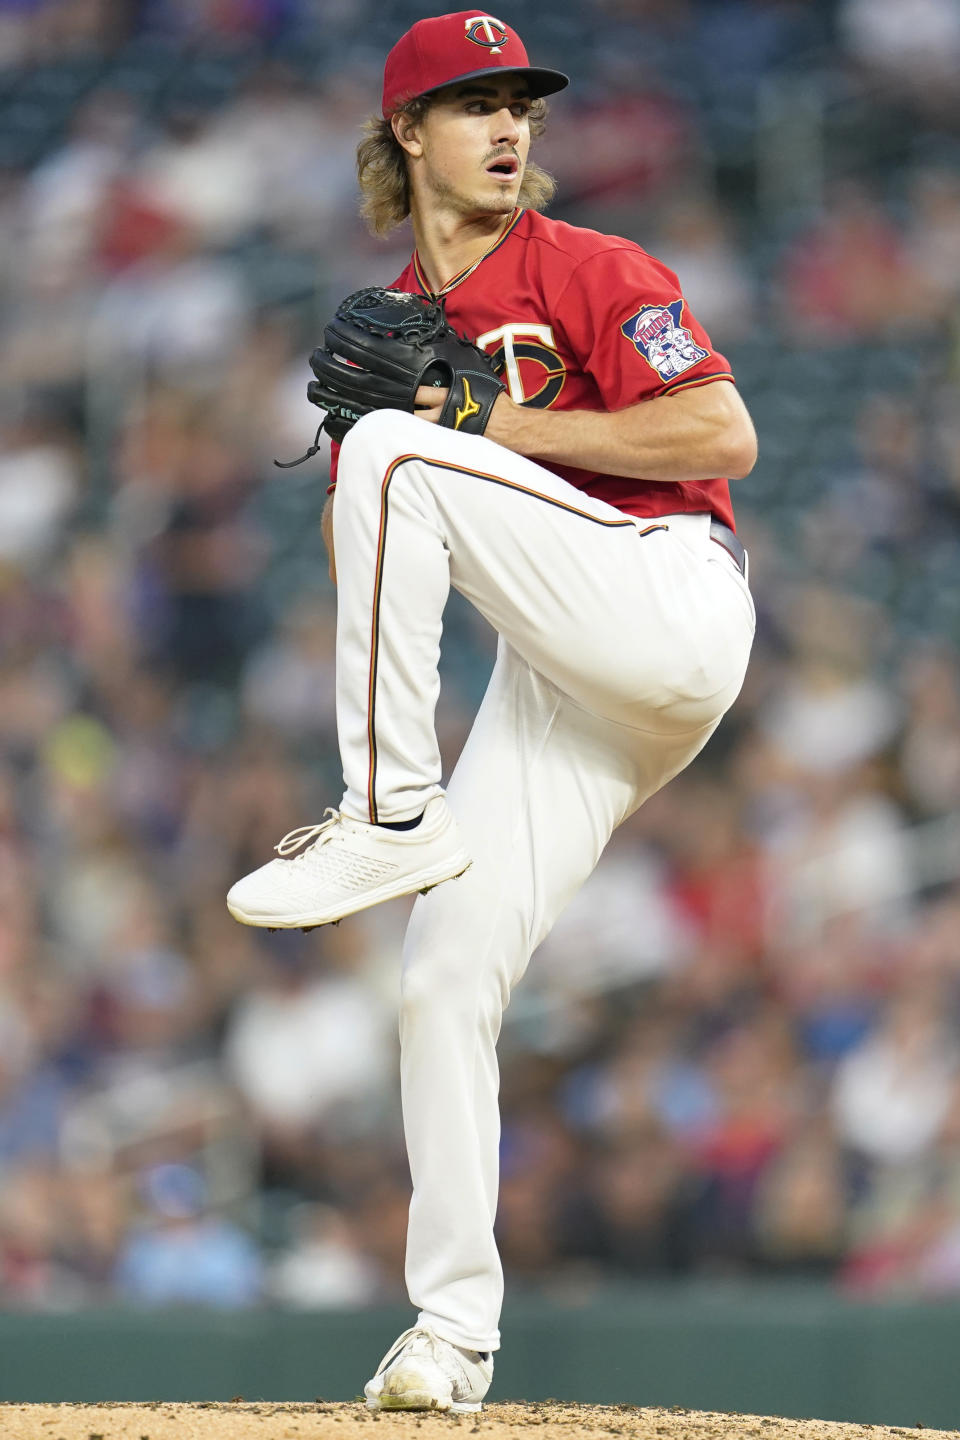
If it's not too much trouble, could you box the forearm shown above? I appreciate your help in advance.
[485,379,758,483]
[322,491,336,584]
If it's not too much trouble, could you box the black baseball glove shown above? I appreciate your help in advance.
[308,287,507,444]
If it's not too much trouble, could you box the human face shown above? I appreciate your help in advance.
[402,75,532,221]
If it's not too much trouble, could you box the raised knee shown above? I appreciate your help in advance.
[338,408,420,471]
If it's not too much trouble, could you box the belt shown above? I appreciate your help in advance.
[709,519,748,579]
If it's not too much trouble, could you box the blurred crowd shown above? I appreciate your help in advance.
[2,0,960,1312]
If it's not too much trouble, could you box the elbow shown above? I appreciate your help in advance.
[690,383,758,480]
[720,415,758,480]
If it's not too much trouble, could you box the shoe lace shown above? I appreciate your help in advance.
[374,1326,482,1385]
[273,807,342,859]
[373,1325,423,1377]
[377,1326,458,1373]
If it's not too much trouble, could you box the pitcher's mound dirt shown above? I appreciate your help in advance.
[0,1401,955,1440]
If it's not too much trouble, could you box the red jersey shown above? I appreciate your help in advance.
[334,208,738,529]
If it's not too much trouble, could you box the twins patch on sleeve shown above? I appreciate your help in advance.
[620,300,709,381]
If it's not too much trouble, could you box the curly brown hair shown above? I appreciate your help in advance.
[356,95,556,236]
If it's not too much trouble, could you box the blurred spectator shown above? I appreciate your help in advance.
[838,0,960,120]
[497,1105,590,1281]
[0,245,96,393]
[144,418,267,683]
[222,67,369,245]
[778,183,916,342]
[91,225,250,377]
[0,993,66,1167]
[0,410,80,568]
[757,673,891,787]
[776,923,880,1065]
[832,987,959,1164]
[23,91,141,270]
[533,828,688,996]
[683,1015,798,1266]
[581,1127,699,1275]
[654,194,757,343]
[241,595,337,742]
[136,107,262,246]
[0,0,126,68]
[752,1126,848,1275]
[805,393,934,589]
[692,0,824,80]
[223,925,393,1151]
[533,81,694,220]
[660,776,771,967]
[0,1164,82,1308]
[269,1202,381,1308]
[769,770,913,939]
[58,1166,130,1300]
[898,646,960,818]
[137,0,292,42]
[905,169,960,323]
[842,1185,960,1298]
[114,1162,262,1306]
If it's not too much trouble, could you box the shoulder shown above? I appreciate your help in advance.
[516,210,655,265]
[387,255,418,292]
[516,210,678,288]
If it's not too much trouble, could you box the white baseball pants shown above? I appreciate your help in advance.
[332,409,755,1352]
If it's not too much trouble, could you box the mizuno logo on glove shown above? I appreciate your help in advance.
[454,379,482,431]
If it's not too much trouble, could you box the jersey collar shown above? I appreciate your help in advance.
[413,208,524,300]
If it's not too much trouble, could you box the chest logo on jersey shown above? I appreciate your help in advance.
[474,323,566,408]
[621,301,709,381]
[464,15,509,52]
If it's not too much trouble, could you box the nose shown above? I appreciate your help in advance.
[492,105,521,147]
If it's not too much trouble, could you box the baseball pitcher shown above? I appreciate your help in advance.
[228,9,757,1412]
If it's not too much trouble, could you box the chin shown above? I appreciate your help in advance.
[481,189,520,213]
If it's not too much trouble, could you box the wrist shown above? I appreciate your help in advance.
[484,392,542,452]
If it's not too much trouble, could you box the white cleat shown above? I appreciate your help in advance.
[226,796,471,930]
[364,1326,494,1413]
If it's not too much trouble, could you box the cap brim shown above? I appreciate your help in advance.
[387,65,569,115]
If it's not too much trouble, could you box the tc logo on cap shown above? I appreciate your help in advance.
[464,14,509,52]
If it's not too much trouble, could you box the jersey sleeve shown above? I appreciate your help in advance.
[553,246,734,409]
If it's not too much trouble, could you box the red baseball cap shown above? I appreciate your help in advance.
[381,11,569,118]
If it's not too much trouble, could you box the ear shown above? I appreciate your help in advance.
[392,109,424,159]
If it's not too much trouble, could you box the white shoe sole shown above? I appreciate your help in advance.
[227,855,471,930]
[367,1395,482,1414]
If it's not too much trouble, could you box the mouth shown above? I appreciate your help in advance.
[485,155,520,182]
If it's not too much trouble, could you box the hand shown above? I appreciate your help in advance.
[414,386,519,442]
[413,384,449,424]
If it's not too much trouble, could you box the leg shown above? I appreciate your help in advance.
[333,409,754,824]
[397,642,721,1354]
[228,410,753,931]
